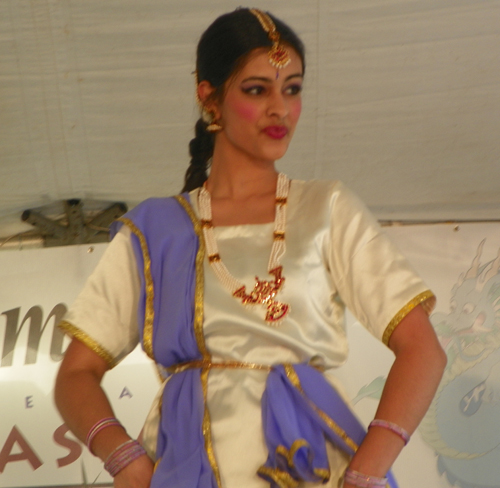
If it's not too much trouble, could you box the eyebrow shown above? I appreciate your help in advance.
[241,74,303,83]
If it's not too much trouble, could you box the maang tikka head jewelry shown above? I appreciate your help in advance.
[249,8,291,70]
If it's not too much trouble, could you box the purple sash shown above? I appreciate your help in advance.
[261,364,397,487]
[111,195,398,488]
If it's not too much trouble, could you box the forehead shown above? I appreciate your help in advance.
[233,48,303,81]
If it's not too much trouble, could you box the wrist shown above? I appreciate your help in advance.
[85,417,130,461]
[342,468,388,488]
[104,439,147,477]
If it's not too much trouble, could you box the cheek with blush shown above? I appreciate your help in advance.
[289,100,302,123]
[232,99,260,123]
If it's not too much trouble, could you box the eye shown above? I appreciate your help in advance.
[284,84,302,96]
[242,85,265,96]
[462,303,475,315]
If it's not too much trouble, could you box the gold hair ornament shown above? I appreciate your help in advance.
[249,9,291,69]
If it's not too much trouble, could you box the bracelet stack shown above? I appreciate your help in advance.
[344,468,388,488]
[86,417,122,454]
[368,419,410,445]
[85,417,146,477]
[104,439,147,477]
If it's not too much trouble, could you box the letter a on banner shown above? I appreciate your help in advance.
[120,387,133,399]
[0,426,43,473]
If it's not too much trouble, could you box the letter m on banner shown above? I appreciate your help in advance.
[1,304,67,367]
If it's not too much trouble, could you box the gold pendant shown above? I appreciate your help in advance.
[232,266,290,324]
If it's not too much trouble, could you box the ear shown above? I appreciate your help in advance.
[197,81,220,117]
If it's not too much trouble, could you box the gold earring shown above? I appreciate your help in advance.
[203,108,222,132]
[207,121,222,132]
[195,74,221,132]
[207,122,222,133]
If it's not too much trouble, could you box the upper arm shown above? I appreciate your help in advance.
[60,226,141,367]
[57,337,110,383]
[388,304,444,360]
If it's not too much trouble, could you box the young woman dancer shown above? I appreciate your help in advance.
[55,8,446,488]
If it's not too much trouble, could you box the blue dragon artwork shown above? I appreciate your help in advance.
[355,240,500,488]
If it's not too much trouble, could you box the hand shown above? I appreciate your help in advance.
[113,454,154,488]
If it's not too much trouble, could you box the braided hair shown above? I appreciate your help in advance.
[181,8,305,192]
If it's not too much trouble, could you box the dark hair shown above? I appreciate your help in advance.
[181,8,306,192]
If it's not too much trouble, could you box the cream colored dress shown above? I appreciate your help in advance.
[61,179,435,487]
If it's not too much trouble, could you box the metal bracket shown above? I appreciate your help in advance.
[21,199,127,247]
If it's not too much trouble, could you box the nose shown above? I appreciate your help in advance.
[267,90,289,119]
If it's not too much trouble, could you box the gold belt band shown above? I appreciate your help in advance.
[166,359,272,375]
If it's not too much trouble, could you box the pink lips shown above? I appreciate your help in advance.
[263,126,288,139]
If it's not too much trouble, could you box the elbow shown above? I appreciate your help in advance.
[422,339,447,388]
[54,361,71,413]
[435,342,448,375]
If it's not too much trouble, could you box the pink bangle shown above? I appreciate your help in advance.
[344,468,388,488]
[86,417,123,454]
[368,419,410,445]
[104,439,147,477]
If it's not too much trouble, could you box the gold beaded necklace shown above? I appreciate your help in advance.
[198,173,290,324]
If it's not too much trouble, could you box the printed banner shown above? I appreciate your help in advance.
[0,244,159,487]
[1,223,500,487]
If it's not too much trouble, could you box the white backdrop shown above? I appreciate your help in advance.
[1,0,500,239]
[2,223,500,487]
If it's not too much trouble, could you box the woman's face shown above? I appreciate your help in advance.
[213,48,304,164]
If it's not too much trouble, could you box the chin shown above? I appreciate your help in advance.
[259,141,290,162]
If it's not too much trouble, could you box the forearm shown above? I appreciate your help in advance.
[55,337,136,461]
[55,339,154,487]
[55,368,154,488]
[345,305,446,485]
[349,345,445,476]
[55,368,131,460]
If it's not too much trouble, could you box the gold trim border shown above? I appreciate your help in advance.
[382,290,436,346]
[174,195,222,488]
[276,439,309,468]
[117,217,156,361]
[276,440,329,480]
[174,196,210,359]
[257,466,299,488]
[58,320,116,368]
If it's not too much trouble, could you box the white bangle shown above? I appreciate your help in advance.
[368,419,410,445]
[343,468,388,488]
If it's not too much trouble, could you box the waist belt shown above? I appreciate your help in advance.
[166,359,272,374]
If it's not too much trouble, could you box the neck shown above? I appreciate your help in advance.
[206,142,279,200]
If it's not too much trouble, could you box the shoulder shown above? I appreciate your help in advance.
[291,179,372,219]
[291,178,358,200]
[110,195,195,239]
[127,196,189,217]
[292,179,382,259]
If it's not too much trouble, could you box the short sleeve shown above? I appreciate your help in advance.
[327,182,435,346]
[59,226,141,367]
